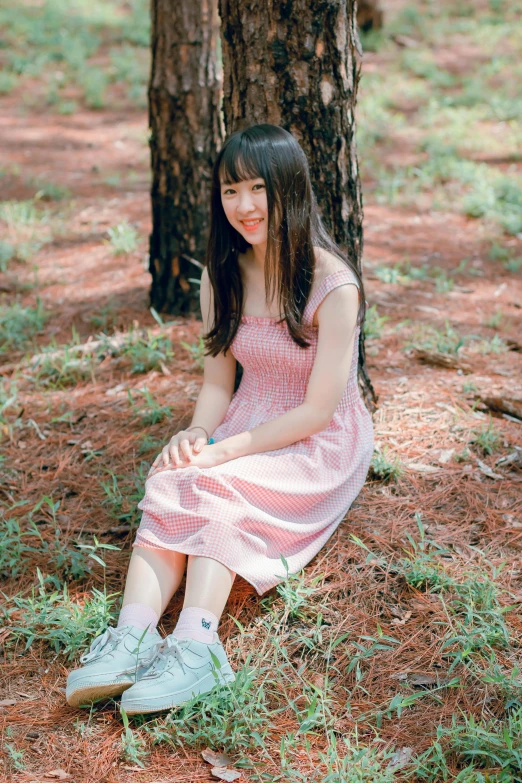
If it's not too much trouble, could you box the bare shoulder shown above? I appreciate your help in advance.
[313,247,348,284]
[200,266,214,329]
[312,248,359,327]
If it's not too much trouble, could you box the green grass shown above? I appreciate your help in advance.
[100,464,149,528]
[401,50,456,88]
[79,67,109,109]
[471,418,501,455]
[371,260,459,290]
[4,741,25,772]
[107,221,139,254]
[504,257,522,273]
[393,522,511,673]
[415,708,522,781]
[97,327,174,373]
[488,242,522,272]
[34,342,97,388]
[0,298,47,353]
[275,556,324,622]
[363,305,388,341]
[0,195,65,261]
[127,387,172,425]
[1,569,119,660]
[0,495,119,581]
[278,735,398,783]
[0,72,17,94]
[369,447,403,482]
[0,198,43,225]
[181,336,206,370]
[120,708,149,768]
[29,178,71,201]
[0,0,150,110]
[0,240,15,272]
[483,310,503,329]
[406,321,465,355]
[475,334,508,354]
[0,379,18,429]
[109,44,148,106]
[89,300,119,331]
[356,0,522,236]
[25,325,174,387]
[138,433,165,455]
[372,152,522,235]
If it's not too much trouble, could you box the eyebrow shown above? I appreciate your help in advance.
[220,177,264,186]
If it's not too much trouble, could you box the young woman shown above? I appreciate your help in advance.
[66,124,374,715]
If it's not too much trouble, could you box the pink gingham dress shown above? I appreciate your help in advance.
[135,267,374,595]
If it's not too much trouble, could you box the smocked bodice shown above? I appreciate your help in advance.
[229,269,361,413]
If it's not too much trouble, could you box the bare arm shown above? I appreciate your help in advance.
[215,283,359,462]
[189,267,237,438]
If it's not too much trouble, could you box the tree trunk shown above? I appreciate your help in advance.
[357,0,384,33]
[148,0,222,315]
[218,0,376,409]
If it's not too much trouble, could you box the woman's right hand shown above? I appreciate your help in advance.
[151,429,208,470]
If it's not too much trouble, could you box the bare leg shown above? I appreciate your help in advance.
[122,546,187,616]
[183,555,236,619]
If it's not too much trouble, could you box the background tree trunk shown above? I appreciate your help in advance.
[148,0,222,315]
[218,0,376,408]
[357,0,384,33]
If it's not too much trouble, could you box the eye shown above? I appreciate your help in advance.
[253,183,265,191]
[223,187,236,195]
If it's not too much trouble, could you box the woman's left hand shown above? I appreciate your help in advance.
[147,443,226,476]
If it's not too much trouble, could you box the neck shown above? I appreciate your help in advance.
[249,241,267,270]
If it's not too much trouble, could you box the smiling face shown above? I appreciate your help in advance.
[220,177,268,246]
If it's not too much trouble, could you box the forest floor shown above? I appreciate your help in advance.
[1,1,522,782]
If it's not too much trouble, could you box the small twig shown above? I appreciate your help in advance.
[27,419,47,441]
[181,254,204,270]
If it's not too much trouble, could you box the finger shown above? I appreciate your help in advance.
[179,438,192,462]
[193,437,207,453]
[169,443,182,466]
[162,446,171,466]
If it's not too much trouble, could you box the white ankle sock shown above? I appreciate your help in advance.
[117,603,159,633]
[173,606,219,643]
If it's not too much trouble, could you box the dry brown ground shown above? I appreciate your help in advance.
[1,30,522,783]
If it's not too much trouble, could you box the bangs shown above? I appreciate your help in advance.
[218,134,266,185]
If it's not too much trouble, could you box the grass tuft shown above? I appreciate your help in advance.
[2,569,119,660]
[107,221,139,254]
[471,418,501,455]
[369,447,403,482]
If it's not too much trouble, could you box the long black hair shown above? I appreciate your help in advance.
[204,124,365,355]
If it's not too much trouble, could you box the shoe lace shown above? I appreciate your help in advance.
[80,626,126,664]
[141,635,187,677]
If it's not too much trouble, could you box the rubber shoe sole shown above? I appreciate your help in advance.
[122,669,235,715]
[67,678,134,708]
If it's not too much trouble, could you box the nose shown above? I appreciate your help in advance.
[236,191,256,216]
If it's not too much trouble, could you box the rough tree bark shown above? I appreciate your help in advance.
[218,0,376,409]
[148,0,222,315]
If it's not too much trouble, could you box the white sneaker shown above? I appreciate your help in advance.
[121,632,235,715]
[66,625,162,708]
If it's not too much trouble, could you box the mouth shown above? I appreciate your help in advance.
[240,218,263,231]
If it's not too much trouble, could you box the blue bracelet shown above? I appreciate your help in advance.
[208,437,215,444]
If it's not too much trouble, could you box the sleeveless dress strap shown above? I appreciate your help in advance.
[303,267,360,326]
